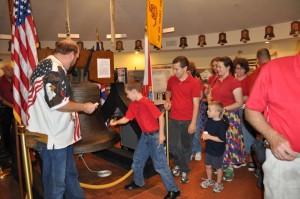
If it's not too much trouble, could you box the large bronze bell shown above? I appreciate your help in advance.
[71,82,120,154]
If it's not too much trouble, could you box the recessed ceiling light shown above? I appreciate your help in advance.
[163,27,175,33]
[106,34,127,39]
[57,34,80,39]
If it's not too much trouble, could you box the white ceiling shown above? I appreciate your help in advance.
[1,0,300,41]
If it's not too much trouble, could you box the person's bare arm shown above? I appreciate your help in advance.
[158,114,165,144]
[206,86,213,104]
[245,107,297,161]
[164,91,172,111]
[109,117,130,126]
[0,97,13,108]
[188,97,200,134]
[57,101,97,114]
[202,133,223,142]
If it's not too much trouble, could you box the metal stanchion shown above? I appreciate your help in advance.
[15,122,25,199]
[18,125,33,199]
[165,110,170,167]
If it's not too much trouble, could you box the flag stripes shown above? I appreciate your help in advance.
[12,0,39,125]
[142,35,153,101]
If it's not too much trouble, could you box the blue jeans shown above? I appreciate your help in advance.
[40,145,84,199]
[192,102,208,154]
[168,119,194,173]
[240,109,255,155]
[192,113,202,154]
[132,131,179,192]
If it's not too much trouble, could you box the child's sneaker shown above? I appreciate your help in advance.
[200,179,214,188]
[213,183,224,193]
[233,163,246,169]
[195,152,202,161]
[180,172,189,184]
[222,164,228,172]
[171,166,180,177]
[223,168,234,181]
[190,154,194,160]
[248,162,256,171]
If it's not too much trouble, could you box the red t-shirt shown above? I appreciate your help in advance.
[125,97,162,132]
[248,63,267,94]
[239,76,250,97]
[246,53,300,152]
[208,75,218,87]
[0,75,13,104]
[167,74,201,120]
[211,75,241,106]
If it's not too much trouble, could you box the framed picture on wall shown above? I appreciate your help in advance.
[116,68,128,84]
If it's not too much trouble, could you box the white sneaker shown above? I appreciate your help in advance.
[213,183,224,193]
[180,172,189,184]
[190,154,194,160]
[171,166,180,177]
[195,152,202,161]
[201,179,214,188]
[233,163,246,169]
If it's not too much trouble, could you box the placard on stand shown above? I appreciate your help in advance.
[89,51,114,84]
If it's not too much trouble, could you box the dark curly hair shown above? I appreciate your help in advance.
[233,57,250,73]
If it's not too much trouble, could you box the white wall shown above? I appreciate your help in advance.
[114,38,300,70]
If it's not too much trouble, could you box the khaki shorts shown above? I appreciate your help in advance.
[263,149,300,199]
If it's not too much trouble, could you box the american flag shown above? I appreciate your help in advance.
[11,0,39,125]
[142,35,153,101]
[100,84,106,105]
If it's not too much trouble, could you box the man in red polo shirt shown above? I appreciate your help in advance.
[164,56,201,184]
[245,52,300,199]
[248,48,271,93]
[0,64,14,153]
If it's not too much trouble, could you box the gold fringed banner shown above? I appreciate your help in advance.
[146,0,163,48]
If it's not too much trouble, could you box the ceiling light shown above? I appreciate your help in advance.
[163,27,175,33]
[57,33,80,39]
[106,34,127,39]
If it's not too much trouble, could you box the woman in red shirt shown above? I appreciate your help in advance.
[207,57,220,91]
[233,58,256,171]
[209,56,245,182]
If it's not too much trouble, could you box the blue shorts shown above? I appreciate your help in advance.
[205,153,224,169]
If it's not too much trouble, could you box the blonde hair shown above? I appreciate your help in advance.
[208,101,225,118]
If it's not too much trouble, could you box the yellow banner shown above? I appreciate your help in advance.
[146,0,163,48]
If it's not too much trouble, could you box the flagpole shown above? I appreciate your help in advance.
[15,122,25,199]
[110,0,116,51]
[19,125,33,199]
[66,0,71,38]
[96,27,100,51]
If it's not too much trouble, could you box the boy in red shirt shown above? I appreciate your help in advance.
[110,80,180,199]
